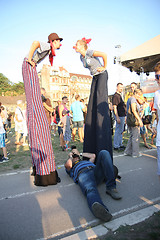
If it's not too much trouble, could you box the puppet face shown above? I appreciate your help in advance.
[73,41,82,52]
[54,40,62,49]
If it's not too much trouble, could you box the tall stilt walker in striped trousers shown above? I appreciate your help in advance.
[22,33,63,186]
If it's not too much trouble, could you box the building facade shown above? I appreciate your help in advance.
[38,64,92,107]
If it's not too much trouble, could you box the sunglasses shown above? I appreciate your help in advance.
[155,74,160,80]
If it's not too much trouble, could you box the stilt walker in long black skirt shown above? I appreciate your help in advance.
[73,38,113,161]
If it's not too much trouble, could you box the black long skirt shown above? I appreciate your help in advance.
[83,71,113,161]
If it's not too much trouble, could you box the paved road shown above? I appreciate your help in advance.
[0,148,160,240]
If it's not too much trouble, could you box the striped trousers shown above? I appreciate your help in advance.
[22,58,56,176]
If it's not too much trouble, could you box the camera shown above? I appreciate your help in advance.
[72,153,80,159]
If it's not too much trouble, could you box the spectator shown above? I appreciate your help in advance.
[65,146,121,222]
[7,111,12,133]
[127,87,152,149]
[58,96,69,149]
[124,89,143,157]
[71,94,86,142]
[1,105,8,138]
[138,94,152,149]
[150,97,157,126]
[142,97,153,139]
[112,83,126,150]
[55,100,61,124]
[80,99,87,124]
[41,88,53,131]
[14,100,24,145]
[0,108,9,163]
[51,108,57,136]
[153,61,160,180]
[108,100,114,135]
[126,82,137,111]
[151,118,157,145]
[125,82,137,105]
[58,109,72,150]
[22,102,28,146]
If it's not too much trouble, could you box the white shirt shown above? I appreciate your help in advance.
[154,90,160,146]
[0,116,5,134]
[15,107,24,122]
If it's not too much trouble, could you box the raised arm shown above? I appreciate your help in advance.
[82,153,96,163]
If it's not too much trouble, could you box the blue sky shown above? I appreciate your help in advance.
[0,0,159,94]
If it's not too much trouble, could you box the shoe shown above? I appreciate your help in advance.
[106,188,122,200]
[0,159,4,164]
[119,145,125,149]
[65,147,71,151]
[114,147,119,151]
[91,202,112,222]
[1,157,9,163]
[22,143,28,146]
[132,153,142,158]
[15,142,22,145]
[144,145,152,149]
[124,152,131,156]
[61,146,65,151]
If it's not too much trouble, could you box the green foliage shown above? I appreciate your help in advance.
[0,73,24,95]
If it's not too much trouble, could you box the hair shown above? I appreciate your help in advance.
[133,88,142,95]
[131,82,137,86]
[77,40,88,50]
[17,100,22,105]
[71,145,77,150]
[75,94,80,100]
[62,96,67,100]
[117,82,123,87]
[154,61,160,72]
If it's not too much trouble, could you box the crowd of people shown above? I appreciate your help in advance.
[0,32,160,222]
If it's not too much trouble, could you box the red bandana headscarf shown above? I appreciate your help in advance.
[49,41,56,66]
[82,37,92,44]
[73,37,92,50]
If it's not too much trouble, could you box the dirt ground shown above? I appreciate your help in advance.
[92,211,160,240]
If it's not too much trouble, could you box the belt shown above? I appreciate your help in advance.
[78,166,93,177]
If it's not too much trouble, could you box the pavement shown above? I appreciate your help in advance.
[0,147,160,240]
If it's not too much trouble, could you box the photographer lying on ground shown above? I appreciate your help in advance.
[64,146,122,222]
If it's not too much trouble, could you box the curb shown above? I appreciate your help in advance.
[60,205,160,240]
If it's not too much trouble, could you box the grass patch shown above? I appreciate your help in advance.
[0,124,155,173]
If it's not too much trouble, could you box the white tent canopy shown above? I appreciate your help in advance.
[120,35,160,73]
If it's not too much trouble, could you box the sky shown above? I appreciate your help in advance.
[0,0,159,94]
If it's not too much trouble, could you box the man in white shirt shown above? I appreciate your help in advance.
[153,61,160,181]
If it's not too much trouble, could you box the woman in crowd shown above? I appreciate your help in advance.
[73,38,112,161]
[22,33,62,186]
[125,89,143,157]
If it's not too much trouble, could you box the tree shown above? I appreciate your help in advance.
[12,82,25,95]
[0,73,12,94]
[0,73,25,96]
